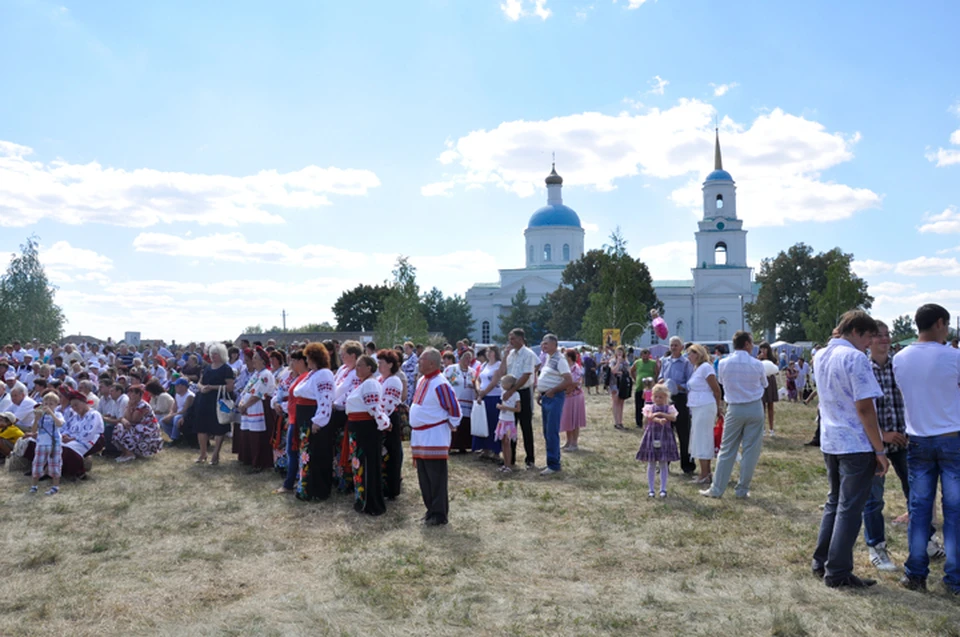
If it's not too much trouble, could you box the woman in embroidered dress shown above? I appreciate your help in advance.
[231,348,253,455]
[377,349,405,499]
[444,349,475,454]
[272,349,308,494]
[560,349,586,451]
[333,340,363,492]
[345,355,388,515]
[114,385,163,462]
[237,347,277,472]
[295,343,335,501]
[269,349,292,469]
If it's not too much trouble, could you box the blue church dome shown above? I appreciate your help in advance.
[705,169,733,182]
[528,204,581,228]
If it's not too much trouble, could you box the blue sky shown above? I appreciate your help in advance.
[1,0,958,342]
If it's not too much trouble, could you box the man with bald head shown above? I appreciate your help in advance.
[409,347,462,525]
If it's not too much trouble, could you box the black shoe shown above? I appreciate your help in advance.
[811,562,825,578]
[424,517,447,527]
[825,574,877,589]
[898,575,927,592]
[804,440,820,447]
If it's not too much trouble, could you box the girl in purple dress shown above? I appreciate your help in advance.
[636,383,679,498]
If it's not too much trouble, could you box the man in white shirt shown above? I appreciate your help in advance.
[702,330,767,500]
[811,310,888,589]
[536,334,572,476]
[10,386,37,431]
[499,328,538,470]
[98,383,129,454]
[892,303,960,595]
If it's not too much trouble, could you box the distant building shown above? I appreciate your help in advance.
[465,164,585,342]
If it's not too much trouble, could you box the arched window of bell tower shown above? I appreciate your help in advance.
[716,194,724,211]
[714,242,728,266]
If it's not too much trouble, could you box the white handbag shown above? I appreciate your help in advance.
[471,399,488,437]
[216,386,235,425]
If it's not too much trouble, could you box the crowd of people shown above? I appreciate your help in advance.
[1,307,958,597]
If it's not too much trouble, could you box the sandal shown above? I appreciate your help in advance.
[498,466,512,473]
[209,456,220,466]
[614,424,625,431]
[272,487,293,494]
[194,457,207,464]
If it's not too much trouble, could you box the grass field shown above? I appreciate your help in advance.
[2,393,959,636]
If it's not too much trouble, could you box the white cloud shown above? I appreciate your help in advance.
[583,222,600,233]
[918,206,960,234]
[420,181,456,197]
[0,141,380,228]
[39,240,113,283]
[852,259,894,276]
[425,101,880,227]
[638,240,697,280]
[500,0,550,20]
[500,0,524,20]
[575,4,595,19]
[648,75,669,95]
[868,281,915,295]
[895,256,960,277]
[711,82,738,97]
[132,232,370,269]
[614,0,648,8]
[926,102,960,167]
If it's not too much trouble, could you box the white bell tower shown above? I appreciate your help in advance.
[695,129,747,268]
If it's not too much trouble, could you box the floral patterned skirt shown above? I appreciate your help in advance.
[114,421,162,457]
[350,417,386,516]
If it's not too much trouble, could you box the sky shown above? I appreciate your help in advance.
[1,0,958,343]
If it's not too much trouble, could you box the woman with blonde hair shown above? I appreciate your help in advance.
[192,342,235,465]
[685,343,723,484]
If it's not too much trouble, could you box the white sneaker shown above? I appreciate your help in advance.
[928,538,946,560]
[869,542,898,572]
[539,467,559,476]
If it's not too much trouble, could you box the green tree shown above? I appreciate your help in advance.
[333,283,391,332]
[499,286,534,342]
[240,324,264,334]
[890,314,917,342]
[419,287,445,332]
[579,228,659,345]
[801,260,872,344]
[746,244,871,342]
[375,256,429,347]
[435,294,475,343]
[0,237,65,343]
[543,249,606,339]
[420,287,474,342]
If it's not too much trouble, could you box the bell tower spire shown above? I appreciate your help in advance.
[714,127,723,170]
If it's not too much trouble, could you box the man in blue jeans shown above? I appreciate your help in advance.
[811,310,889,589]
[893,303,960,595]
[536,334,572,476]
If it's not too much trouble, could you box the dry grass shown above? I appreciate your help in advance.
[2,394,959,636]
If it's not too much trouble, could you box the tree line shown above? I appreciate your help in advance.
[0,232,891,348]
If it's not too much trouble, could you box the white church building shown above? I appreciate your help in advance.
[465,164,585,343]
[465,132,756,346]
